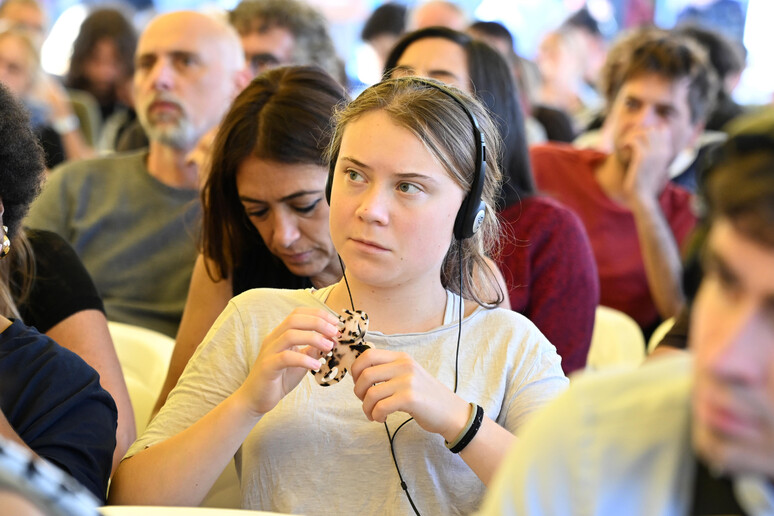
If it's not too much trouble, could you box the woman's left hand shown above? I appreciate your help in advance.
[351,348,470,441]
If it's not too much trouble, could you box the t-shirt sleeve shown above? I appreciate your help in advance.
[25,165,71,239]
[0,321,117,502]
[17,229,104,333]
[125,299,254,458]
[496,314,569,434]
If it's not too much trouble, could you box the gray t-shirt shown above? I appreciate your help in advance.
[26,150,200,337]
[129,285,568,514]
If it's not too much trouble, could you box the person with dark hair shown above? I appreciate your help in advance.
[675,24,746,132]
[384,26,598,374]
[0,30,134,471]
[361,2,406,71]
[0,82,116,503]
[466,21,574,144]
[480,106,774,516]
[229,0,340,80]
[536,25,601,133]
[467,20,515,55]
[532,34,718,336]
[110,75,566,513]
[66,8,136,124]
[152,65,349,415]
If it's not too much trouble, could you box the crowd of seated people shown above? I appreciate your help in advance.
[1,0,772,513]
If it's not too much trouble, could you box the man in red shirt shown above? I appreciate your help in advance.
[531,33,717,333]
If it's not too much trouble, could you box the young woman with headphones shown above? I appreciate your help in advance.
[109,77,567,514]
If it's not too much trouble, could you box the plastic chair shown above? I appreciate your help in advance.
[109,321,174,436]
[586,306,646,371]
[647,317,676,354]
[201,460,241,509]
[67,89,102,146]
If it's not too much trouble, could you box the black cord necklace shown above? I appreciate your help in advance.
[340,250,464,516]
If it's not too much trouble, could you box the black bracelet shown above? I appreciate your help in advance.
[449,404,484,454]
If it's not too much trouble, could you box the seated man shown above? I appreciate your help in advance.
[479,108,774,515]
[531,33,717,334]
[26,11,246,337]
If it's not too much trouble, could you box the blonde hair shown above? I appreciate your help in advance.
[327,77,504,307]
[0,27,40,89]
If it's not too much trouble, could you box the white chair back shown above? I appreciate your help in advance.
[109,322,174,436]
[647,317,676,354]
[586,306,646,371]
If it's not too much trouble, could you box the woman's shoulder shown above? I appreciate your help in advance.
[466,307,566,381]
[467,306,547,344]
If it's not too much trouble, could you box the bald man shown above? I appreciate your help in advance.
[409,0,468,31]
[27,11,247,337]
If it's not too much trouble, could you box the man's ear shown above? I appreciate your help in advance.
[232,68,252,99]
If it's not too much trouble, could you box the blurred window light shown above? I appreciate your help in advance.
[40,4,87,77]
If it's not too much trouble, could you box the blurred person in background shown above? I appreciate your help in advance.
[361,2,406,73]
[0,0,45,45]
[229,0,340,81]
[408,0,468,31]
[467,20,550,145]
[531,34,717,336]
[66,7,138,152]
[675,23,746,132]
[561,7,607,106]
[536,26,599,134]
[0,27,91,167]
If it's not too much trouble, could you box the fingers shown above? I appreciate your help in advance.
[271,348,326,373]
[352,352,417,422]
[350,348,402,382]
[265,308,340,353]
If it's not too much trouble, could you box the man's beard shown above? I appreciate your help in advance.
[137,96,197,150]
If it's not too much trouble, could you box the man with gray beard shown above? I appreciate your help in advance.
[26,11,247,337]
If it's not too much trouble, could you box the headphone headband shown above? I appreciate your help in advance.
[326,77,487,240]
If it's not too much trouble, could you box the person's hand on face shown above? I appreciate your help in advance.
[235,307,340,417]
[620,123,673,207]
[350,349,469,441]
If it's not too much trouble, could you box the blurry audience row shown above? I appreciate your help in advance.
[0,0,772,515]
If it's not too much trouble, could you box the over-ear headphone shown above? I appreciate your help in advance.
[325,77,487,241]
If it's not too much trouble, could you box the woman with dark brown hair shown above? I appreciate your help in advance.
[65,7,136,123]
[153,66,348,414]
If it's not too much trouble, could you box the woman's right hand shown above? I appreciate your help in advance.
[234,307,340,417]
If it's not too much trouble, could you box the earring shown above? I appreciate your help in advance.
[1,226,10,259]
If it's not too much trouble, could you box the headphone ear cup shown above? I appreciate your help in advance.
[454,199,486,240]
[471,201,486,235]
